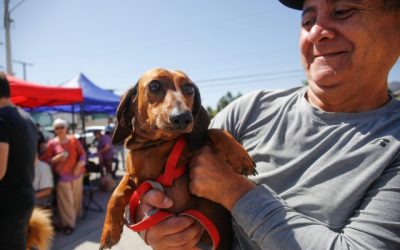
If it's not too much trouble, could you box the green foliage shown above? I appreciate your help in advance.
[207,91,242,119]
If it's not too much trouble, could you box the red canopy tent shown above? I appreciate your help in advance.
[7,75,83,108]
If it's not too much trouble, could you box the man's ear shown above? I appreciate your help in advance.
[112,83,138,145]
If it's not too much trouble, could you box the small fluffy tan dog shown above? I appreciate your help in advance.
[27,207,54,250]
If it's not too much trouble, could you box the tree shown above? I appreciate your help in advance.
[207,91,242,118]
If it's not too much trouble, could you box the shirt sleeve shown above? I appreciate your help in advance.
[231,157,400,249]
[40,140,56,165]
[74,138,87,162]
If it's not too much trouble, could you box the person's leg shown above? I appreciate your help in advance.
[113,157,119,173]
[0,208,32,250]
[56,181,76,229]
[72,175,83,218]
[104,160,113,176]
[120,146,125,170]
[115,145,125,170]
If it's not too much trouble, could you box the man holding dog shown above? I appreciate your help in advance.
[0,72,38,249]
[141,0,400,249]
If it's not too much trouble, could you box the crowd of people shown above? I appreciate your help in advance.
[1,70,123,249]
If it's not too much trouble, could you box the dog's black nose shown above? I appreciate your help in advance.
[169,110,193,130]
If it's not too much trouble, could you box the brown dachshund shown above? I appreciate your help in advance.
[100,68,255,249]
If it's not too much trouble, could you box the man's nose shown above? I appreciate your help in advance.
[169,109,193,130]
[307,21,335,44]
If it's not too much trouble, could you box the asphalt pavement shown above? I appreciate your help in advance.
[51,171,151,250]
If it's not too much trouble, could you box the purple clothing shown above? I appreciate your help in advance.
[97,134,114,161]
[58,174,83,182]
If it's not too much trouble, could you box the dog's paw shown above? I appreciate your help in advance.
[226,148,257,176]
[99,217,124,249]
[208,129,257,176]
[238,154,257,176]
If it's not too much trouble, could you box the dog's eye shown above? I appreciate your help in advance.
[149,80,162,92]
[183,84,195,95]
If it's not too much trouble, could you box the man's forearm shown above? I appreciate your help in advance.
[232,184,400,249]
[0,143,9,180]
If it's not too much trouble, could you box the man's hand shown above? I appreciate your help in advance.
[138,189,203,250]
[189,146,256,211]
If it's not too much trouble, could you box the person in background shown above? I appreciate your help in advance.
[94,129,115,177]
[106,116,126,170]
[36,123,47,156]
[33,154,54,208]
[41,118,86,235]
[139,0,400,249]
[105,116,115,132]
[0,72,38,249]
[104,126,120,174]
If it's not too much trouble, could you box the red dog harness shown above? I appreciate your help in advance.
[125,137,220,249]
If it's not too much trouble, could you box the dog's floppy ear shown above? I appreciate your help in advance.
[187,84,210,150]
[191,84,201,118]
[112,83,138,145]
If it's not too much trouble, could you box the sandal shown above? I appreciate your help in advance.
[63,226,74,235]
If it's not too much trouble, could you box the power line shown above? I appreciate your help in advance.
[195,69,304,84]
[13,60,33,80]
[199,73,305,89]
[109,70,305,92]
[9,0,26,13]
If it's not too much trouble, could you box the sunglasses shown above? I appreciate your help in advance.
[55,126,65,130]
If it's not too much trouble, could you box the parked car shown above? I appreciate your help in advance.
[74,125,105,147]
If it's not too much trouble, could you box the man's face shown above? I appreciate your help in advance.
[299,0,400,109]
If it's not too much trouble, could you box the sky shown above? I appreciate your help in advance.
[1,0,399,109]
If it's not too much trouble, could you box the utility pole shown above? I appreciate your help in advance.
[0,41,3,70]
[13,60,33,80]
[4,0,13,75]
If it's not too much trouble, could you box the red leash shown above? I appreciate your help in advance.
[125,136,220,249]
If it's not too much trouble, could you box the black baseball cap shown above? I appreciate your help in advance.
[279,0,304,10]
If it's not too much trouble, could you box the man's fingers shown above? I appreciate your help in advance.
[141,189,173,208]
[179,223,204,249]
[149,216,197,236]
[149,219,203,249]
[137,189,174,222]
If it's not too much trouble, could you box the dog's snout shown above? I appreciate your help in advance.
[169,109,193,130]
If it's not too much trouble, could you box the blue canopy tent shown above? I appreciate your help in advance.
[33,73,121,142]
[36,73,120,114]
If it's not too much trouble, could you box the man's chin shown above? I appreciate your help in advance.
[310,66,337,80]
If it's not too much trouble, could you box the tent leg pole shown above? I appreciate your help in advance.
[72,104,75,134]
[80,103,86,147]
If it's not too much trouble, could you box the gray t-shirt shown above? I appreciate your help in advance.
[210,87,400,249]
